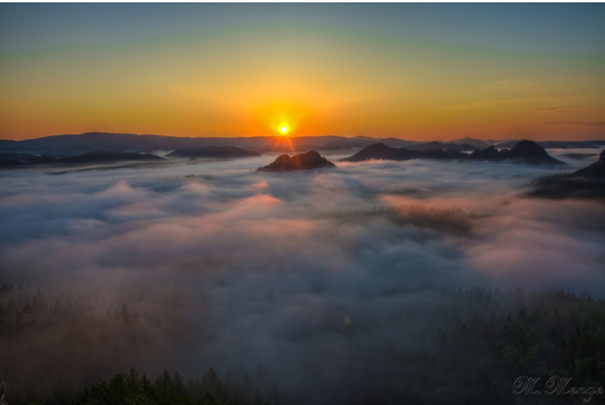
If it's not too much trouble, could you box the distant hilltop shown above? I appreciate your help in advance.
[529,150,605,199]
[258,150,335,171]
[1,132,604,153]
[343,140,566,165]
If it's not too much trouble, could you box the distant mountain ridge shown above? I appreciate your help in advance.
[0,132,417,152]
[1,132,604,154]
[343,140,566,165]
[60,151,165,164]
[449,137,490,148]
[495,140,605,149]
[167,146,260,158]
[0,150,164,167]
[407,141,477,152]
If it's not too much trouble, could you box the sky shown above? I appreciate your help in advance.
[1,3,604,141]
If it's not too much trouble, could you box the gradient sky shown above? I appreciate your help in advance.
[1,3,604,141]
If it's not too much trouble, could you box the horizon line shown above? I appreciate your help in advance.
[3,131,605,143]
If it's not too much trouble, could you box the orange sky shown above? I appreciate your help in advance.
[1,4,604,141]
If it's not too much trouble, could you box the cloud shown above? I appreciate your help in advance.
[454,97,545,110]
[1,155,604,403]
[488,80,537,92]
[548,121,605,127]
[534,106,590,113]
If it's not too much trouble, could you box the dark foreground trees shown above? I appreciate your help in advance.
[3,280,604,405]
[17,367,277,405]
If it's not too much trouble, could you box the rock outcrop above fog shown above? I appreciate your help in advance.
[470,140,564,164]
[258,150,335,171]
[504,140,563,164]
[167,146,260,159]
[528,150,605,200]
[343,140,566,165]
[343,143,469,162]
[568,150,605,178]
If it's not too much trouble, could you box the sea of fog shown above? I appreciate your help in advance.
[1,152,604,402]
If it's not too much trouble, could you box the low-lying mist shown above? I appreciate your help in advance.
[1,154,604,403]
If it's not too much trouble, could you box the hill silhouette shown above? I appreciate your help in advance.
[528,150,605,200]
[0,151,164,167]
[0,132,418,152]
[258,150,335,171]
[59,151,165,164]
[568,150,605,178]
[344,140,565,165]
[408,141,477,152]
[167,146,260,158]
[317,139,364,150]
[0,152,58,166]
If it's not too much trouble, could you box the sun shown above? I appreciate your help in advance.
[277,123,290,136]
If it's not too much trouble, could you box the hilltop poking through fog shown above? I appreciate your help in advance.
[569,149,605,178]
[258,150,335,171]
[344,140,566,165]
[529,150,605,199]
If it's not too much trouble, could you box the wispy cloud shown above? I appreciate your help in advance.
[489,80,537,91]
[535,106,591,113]
[548,121,605,127]
[455,97,541,110]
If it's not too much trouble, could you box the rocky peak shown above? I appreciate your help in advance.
[259,150,335,171]
[508,140,550,159]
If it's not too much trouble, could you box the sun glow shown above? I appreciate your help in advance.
[278,123,290,136]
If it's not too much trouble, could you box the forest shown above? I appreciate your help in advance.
[2,278,604,405]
